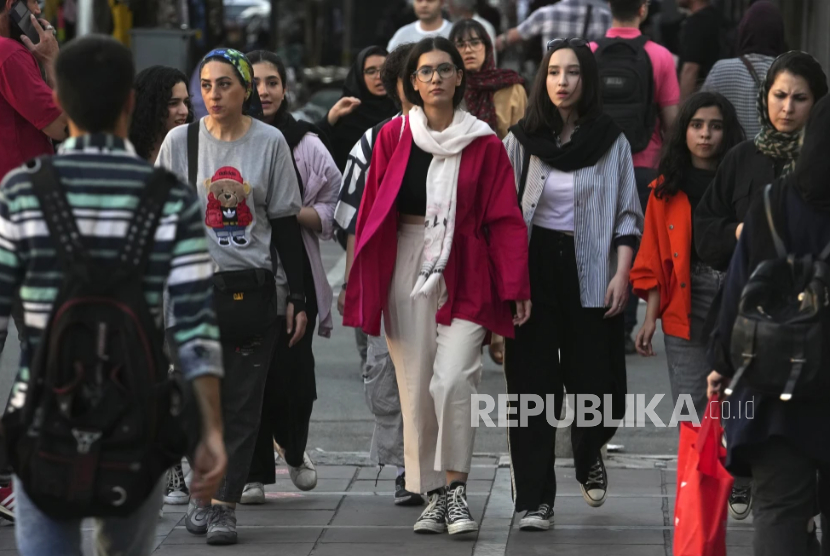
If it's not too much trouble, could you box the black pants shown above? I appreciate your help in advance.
[504,228,627,512]
[248,294,318,482]
[624,167,658,334]
[746,437,830,556]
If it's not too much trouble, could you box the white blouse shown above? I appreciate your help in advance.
[531,168,575,232]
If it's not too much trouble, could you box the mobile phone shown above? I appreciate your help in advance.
[9,1,41,45]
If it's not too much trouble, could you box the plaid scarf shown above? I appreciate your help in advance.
[464,48,524,131]
[753,78,802,176]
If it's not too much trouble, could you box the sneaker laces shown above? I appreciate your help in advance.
[167,465,185,491]
[586,460,606,489]
[730,485,751,504]
[525,503,552,519]
[447,485,472,522]
[211,505,235,527]
[419,490,446,522]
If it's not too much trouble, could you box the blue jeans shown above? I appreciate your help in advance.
[13,476,164,556]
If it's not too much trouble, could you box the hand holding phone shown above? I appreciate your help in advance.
[14,13,60,72]
[9,1,41,45]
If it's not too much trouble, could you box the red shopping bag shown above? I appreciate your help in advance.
[673,396,734,556]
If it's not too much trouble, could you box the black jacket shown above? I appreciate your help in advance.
[694,140,784,271]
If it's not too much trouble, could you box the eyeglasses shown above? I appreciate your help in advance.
[413,63,458,83]
[363,66,383,78]
[454,38,484,51]
[546,37,589,51]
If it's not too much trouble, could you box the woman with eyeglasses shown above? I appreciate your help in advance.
[317,46,399,172]
[502,37,642,531]
[344,36,531,536]
[449,19,526,140]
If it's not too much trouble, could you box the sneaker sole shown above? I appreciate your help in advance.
[0,505,14,523]
[239,495,266,505]
[413,522,447,534]
[519,516,553,531]
[580,485,607,508]
[185,523,208,536]
[164,494,190,505]
[206,531,238,545]
[448,520,479,535]
[395,493,425,506]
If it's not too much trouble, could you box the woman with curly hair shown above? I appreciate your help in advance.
[130,66,193,163]
[630,91,744,417]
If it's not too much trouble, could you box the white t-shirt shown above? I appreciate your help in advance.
[531,168,575,232]
[387,19,452,52]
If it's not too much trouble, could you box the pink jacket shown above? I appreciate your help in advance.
[343,116,530,338]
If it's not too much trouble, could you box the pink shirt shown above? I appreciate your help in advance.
[591,28,679,169]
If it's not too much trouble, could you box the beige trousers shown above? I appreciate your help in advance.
[385,224,487,494]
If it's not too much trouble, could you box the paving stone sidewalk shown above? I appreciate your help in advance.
[0,454,771,555]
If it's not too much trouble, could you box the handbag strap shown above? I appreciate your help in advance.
[581,4,593,39]
[739,55,762,88]
[763,183,787,258]
[187,121,199,187]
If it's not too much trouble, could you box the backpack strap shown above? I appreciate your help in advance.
[187,121,199,187]
[739,55,762,88]
[517,145,532,207]
[28,157,90,269]
[762,183,787,258]
[581,4,593,39]
[117,169,176,274]
[780,334,807,402]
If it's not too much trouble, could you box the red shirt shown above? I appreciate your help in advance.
[0,37,62,182]
[343,117,530,338]
[591,28,680,170]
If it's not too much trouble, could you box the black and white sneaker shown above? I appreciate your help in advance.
[164,463,190,505]
[395,472,424,506]
[580,456,608,507]
[728,483,752,520]
[413,488,447,534]
[519,503,554,531]
[446,482,478,535]
[184,499,211,535]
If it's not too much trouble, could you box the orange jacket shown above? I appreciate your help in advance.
[630,177,693,340]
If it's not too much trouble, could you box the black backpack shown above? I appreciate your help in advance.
[1,158,190,519]
[594,36,658,154]
[727,184,830,402]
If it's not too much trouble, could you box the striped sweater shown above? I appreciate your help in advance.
[0,135,222,411]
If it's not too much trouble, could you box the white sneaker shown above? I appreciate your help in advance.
[240,482,265,505]
[289,452,318,491]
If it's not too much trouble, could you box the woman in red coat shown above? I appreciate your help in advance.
[343,37,531,536]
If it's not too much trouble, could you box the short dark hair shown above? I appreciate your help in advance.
[523,42,603,134]
[608,0,646,21]
[403,36,466,108]
[448,18,493,59]
[247,50,289,120]
[381,43,416,109]
[764,51,829,103]
[56,35,135,132]
[655,92,744,199]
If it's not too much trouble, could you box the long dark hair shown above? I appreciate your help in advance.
[403,36,467,108]
[247,50,289,122]
[655,92,744,199]
[523,43,603,135]
[129,66,192,161]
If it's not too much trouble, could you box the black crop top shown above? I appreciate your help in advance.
[397,143,432,216]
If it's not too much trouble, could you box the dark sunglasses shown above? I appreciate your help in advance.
[546,38,589,51]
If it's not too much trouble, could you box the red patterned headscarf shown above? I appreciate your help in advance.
[464,46,525,131]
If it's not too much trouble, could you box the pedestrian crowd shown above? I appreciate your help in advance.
[0,0,828,554]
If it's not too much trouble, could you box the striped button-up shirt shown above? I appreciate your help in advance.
[702,54,775,139]
[0,134,223,411]
[518,0,612,52]
[503,132,643,308]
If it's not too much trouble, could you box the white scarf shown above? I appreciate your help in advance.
[407,106,495,298]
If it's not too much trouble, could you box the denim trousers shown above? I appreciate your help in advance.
[663,262,725,419]
[13,476,164,556]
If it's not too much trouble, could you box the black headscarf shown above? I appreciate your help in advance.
[790,95,830,211]
[737,1,785,57]
[509,113,622,172]
[328,46,398,171]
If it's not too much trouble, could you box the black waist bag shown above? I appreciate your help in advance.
[2,158,188,519]
[727,183,830,401]
[212,268,278,341]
